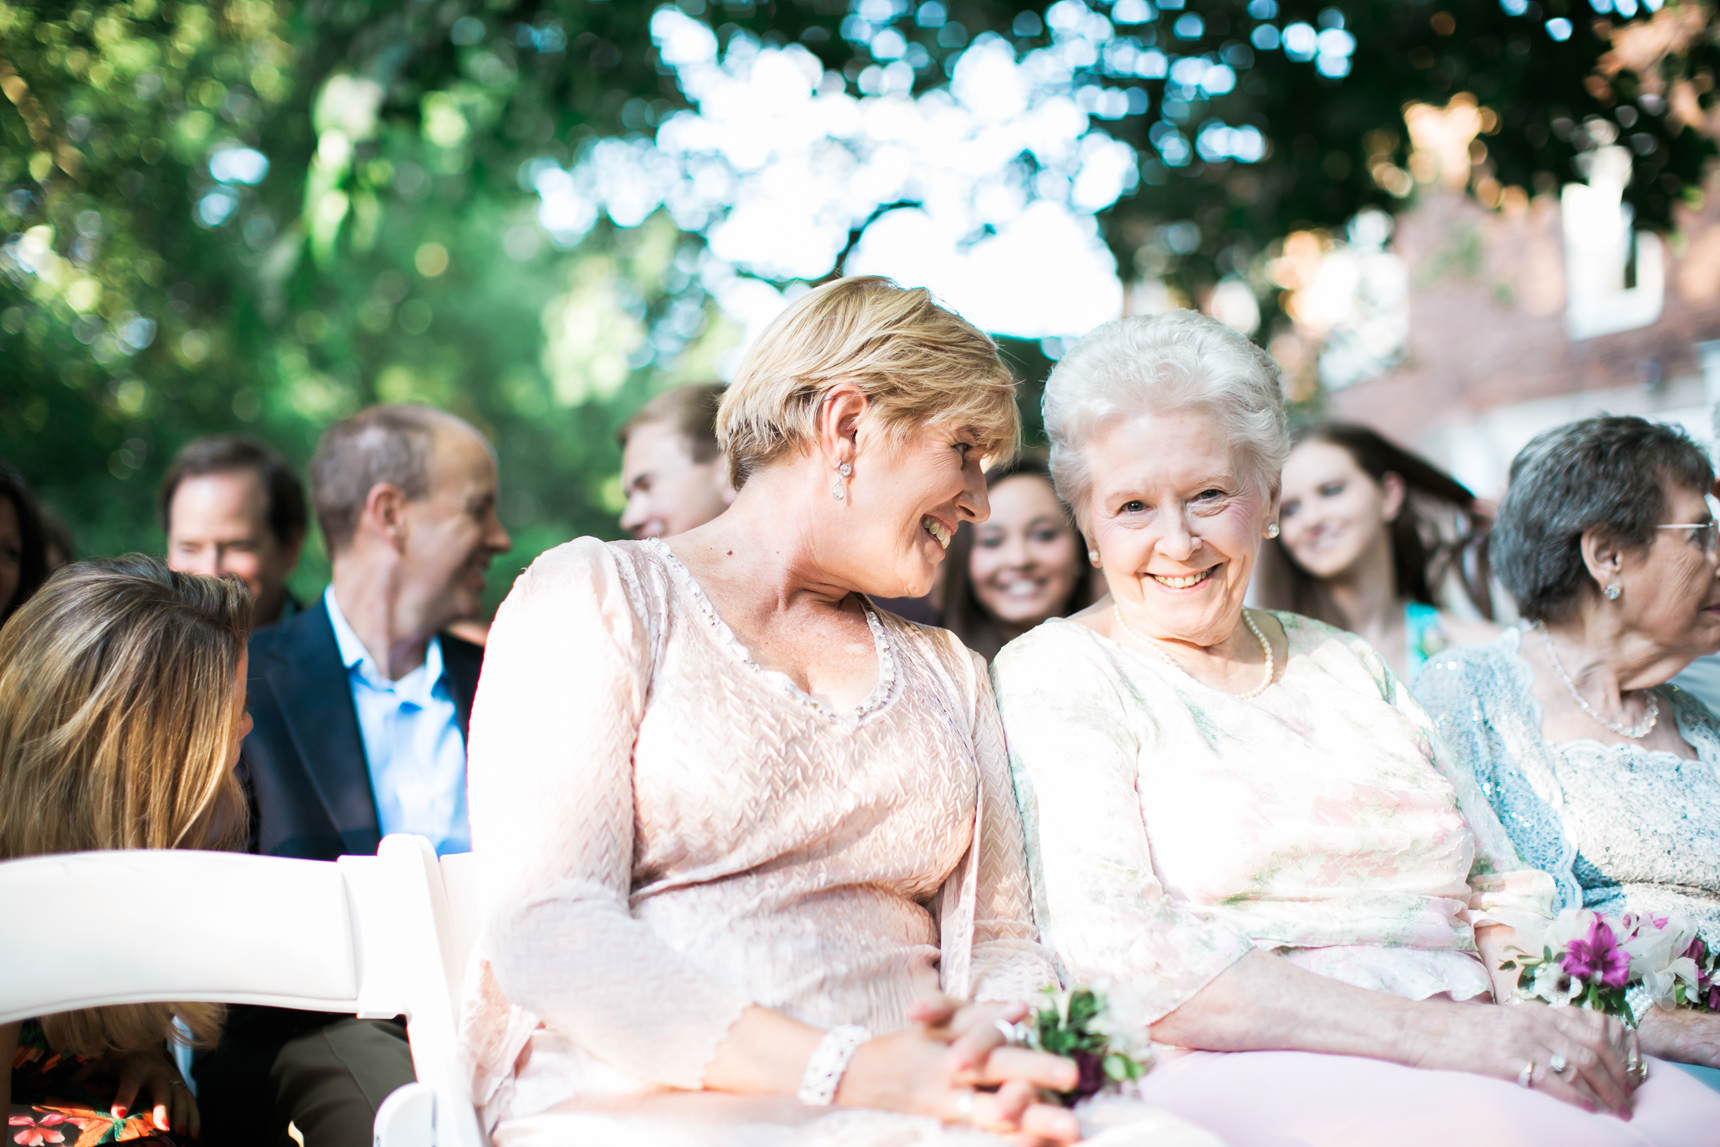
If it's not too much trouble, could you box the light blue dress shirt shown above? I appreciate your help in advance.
[324,587,470,856]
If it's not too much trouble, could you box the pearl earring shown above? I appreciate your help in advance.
[1266,523,1281,539]
[1088,549,1100,567]
[1605,583,1622,601]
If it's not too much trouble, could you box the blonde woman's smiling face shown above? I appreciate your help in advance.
[1084,407,1275,648]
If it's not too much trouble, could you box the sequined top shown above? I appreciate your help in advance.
[457,537,1055,1130]
[993,612,1553,1023]
[1415,628,1720,937]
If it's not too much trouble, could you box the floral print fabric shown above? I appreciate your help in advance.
[9,1022,183,1146]
[992,611,1554,1022]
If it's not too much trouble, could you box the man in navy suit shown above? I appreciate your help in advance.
[196,405,510,1147]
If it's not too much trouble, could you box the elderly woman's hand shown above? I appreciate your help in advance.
[1637,1006,1720,1070]
[1406,999,1637,1116]
[837,994,1081,1145]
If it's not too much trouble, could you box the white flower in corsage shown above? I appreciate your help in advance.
[1620,912,1714,1016]
[1018,983,1155,1106]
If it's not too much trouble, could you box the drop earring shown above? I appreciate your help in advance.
[832,460,852,501]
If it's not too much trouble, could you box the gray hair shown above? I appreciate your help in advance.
[1042,311,1289,526]
[1495,415,1715,623]
[310,405,479,553]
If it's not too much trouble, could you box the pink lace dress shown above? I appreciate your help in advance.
[458,539,1211,1146]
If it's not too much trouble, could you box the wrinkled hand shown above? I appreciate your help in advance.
[74,1048,198,1137]
[1409,1000,1636,1117]
[836,993,1080,1146]
[1637,1006,1720,1070]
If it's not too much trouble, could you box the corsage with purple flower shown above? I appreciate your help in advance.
[1501,907,1720,1023]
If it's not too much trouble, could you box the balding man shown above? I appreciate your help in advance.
[195,405,510,1147]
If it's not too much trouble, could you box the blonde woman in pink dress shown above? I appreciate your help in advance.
[457,278,1219,1147]
[992,310,1720,1146]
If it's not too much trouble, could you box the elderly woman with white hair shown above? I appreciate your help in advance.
[991,311,1720,1145]
[457,278,1223,1147]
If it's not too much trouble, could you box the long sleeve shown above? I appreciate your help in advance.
[465,539,750,1089]
[962,647,1061,1004]
[992,630,1256,1024]
[1402,655,1554,937]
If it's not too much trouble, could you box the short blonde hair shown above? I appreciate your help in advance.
[0,555,250,1056]
[1044,311,1288,528]
[717,276,1019,487]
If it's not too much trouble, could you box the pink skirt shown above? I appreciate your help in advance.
[1135,1049,1720,1147]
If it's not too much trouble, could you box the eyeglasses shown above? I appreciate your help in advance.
[1656,521,1720,555]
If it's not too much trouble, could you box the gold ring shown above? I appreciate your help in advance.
[1517,1060,1536,1088]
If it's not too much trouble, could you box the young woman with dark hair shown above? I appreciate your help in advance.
[939,455,1096,662]
[1269,423,1500,680]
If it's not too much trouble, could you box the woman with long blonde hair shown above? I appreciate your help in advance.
[2,556,252,1144]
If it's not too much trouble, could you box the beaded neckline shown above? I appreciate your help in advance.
[645,538,898,722]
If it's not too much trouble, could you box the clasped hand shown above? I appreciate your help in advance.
[835,994,1081,1145]
[1411,999,1640,1118]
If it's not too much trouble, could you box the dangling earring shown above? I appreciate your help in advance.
[1605,583,1622,601]
[1266,523,1281,539]
[832,460,852,501]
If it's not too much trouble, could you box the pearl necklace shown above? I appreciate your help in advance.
[1535,623,1658,740]
[1112,604,1275,699]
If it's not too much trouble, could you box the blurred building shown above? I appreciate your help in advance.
[1330,166,1720,498]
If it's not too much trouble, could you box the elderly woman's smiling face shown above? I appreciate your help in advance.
[1085,406,1274,647]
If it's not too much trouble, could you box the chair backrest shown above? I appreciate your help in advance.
[437,852,482,1009]
[0,835,483,1147]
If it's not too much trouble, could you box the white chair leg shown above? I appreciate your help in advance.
[373,1081,435,1147]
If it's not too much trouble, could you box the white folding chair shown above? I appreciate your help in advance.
[0,835,484,1147]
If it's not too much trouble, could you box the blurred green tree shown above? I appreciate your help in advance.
[2,0,1714,608]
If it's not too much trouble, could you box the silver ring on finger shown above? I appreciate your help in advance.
[954,1089,976,1123]
[1517,1060,1536,1088]
[994,1018,1029,1047]
[1549,1054,1569,1075]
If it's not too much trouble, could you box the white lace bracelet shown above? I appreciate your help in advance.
[797,1024,870,1106]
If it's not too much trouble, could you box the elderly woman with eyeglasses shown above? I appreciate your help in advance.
[992,314,1720,1146]
[1416,415,1720,1093]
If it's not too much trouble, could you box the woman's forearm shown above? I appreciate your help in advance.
[701,1006,825,1095]
[1473,923,1522,1002]
[1147,949,1426,1061]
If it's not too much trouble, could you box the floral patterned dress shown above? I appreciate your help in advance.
[992,610,1554,1019]
[9,1022,187,1146]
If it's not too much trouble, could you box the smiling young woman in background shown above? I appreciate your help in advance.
[938,455,1096,661]
[1267,423,1499,681]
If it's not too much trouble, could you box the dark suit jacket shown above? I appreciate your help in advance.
[240,597,485,861]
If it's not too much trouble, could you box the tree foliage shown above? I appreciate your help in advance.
[3,0,1715,604]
